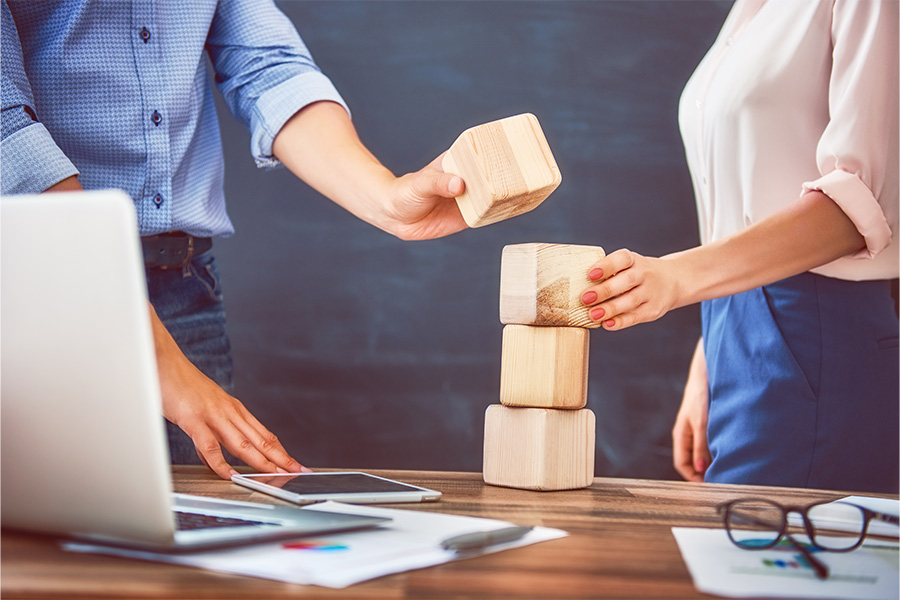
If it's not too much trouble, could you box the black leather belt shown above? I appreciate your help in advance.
[141,232,212,270]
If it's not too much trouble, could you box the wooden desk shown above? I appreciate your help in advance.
[3,467,895,599]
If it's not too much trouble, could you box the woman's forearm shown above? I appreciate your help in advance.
[582,190,869,330]
[666,190,867,309]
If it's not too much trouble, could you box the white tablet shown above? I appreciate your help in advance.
[231,472,442,505]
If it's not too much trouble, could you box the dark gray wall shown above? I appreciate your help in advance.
[212,1,733,479]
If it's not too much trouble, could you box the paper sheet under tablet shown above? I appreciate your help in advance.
[64,501,567,588]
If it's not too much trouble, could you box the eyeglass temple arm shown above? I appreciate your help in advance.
[870,510,899,525]
[785,535,829,580]
[843,503,900,528]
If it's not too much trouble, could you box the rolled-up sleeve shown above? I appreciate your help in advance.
[1,0,79,194]
[206,0,349,170]
[801,0,898,259]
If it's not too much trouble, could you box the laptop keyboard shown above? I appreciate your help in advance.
[174,511,278,531]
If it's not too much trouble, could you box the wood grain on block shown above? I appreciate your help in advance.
[442,113,561,228]
[500,325,589,409]
[500,243,606,328]
[483,404,595,491]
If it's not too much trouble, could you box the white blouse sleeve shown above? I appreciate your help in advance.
[801,0,898,259]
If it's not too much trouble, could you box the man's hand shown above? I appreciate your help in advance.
[382,152,467,241]
[149,304,308,479]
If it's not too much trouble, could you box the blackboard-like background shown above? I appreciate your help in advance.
[213,1,733,479]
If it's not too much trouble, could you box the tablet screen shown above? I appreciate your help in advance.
[247,473,427,495]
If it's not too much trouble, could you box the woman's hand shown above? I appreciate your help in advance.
[580,249,686,331]
[672,339,711,482]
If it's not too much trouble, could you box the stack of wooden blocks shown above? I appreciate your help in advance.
[482,243,605,491]
[442,112,601,491]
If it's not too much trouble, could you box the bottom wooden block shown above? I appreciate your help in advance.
[483,404,595,491]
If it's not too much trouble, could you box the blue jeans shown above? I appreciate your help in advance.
[702,273,899,493]
[145,250,234,465]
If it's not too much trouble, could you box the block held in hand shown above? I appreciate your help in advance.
[442,113,561,228]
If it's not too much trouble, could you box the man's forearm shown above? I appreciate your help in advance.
[271,100,397,232]
[43,174,83,193]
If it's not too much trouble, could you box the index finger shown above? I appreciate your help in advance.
[231,404,308,470]
[210,409,306,474]
[587,249,636,283]
[191,426,238,480]
[233,415,309,474]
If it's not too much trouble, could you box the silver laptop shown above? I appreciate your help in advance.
[0,189,388,552]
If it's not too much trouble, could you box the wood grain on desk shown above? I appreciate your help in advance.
[3,466,893,599]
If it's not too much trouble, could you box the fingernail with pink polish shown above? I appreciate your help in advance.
[590,307,605,320]
[589,268,603,280]
[582,291,597,304]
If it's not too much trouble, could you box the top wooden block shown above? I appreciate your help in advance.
[442,113,561,228]
[500,243,606,329]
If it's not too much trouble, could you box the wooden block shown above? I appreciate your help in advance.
[483,404,595,491]
[442,113,561,228]
[500,243,606,329]
[500,325,589,409]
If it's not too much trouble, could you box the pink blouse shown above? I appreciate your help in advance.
[679,0,898,281]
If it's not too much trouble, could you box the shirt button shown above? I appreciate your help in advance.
[726,36,735,46]
[140,27,151,43]
[151,110,162,126]
[695,100,704,110]
[153,194,164,208]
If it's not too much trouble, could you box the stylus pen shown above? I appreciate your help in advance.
[440,525,534,552]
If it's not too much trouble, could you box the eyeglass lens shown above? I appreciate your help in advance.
[725,500,784,548]
[806,502,866,551]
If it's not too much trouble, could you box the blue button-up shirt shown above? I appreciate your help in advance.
[1,0,348,237]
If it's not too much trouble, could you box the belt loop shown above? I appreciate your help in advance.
[182,236,194,277]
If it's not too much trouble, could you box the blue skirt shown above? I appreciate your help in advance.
[702,272,899,493]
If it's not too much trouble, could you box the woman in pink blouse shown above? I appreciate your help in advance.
[581,0,898,493]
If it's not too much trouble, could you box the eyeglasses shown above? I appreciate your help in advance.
[717,498,899,580]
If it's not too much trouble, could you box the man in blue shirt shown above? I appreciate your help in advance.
[1,0,468,479]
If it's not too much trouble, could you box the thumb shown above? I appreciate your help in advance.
[447,174,465,196]
[414,169,464,199]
